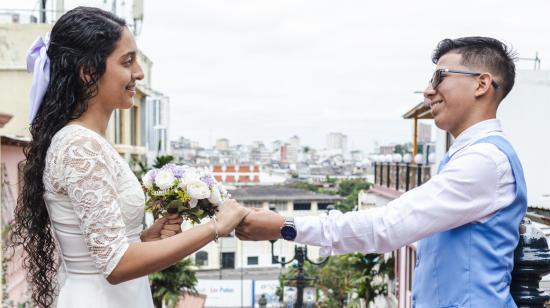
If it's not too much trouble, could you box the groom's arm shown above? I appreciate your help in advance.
[237,147,507,256]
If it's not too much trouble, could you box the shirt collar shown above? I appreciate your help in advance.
[448,119,503,156]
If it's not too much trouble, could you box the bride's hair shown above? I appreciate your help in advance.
[9,7,126,307]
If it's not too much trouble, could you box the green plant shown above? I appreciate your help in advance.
[149,259,198,308]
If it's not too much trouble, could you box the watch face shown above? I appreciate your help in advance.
[281,226,297,241]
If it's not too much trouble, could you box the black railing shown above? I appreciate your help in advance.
[373,162,432,192]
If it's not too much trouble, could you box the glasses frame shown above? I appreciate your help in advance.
[430,68,499,90]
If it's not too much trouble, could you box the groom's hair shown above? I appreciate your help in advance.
[432,36,517,102]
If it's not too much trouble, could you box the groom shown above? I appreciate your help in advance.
[236,36,526,307]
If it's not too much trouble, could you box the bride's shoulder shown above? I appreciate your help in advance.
[49,124,118,165]
[53,124,110,146]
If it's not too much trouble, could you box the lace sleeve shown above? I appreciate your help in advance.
[61,133,129,277]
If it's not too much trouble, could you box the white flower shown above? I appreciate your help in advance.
[179,169,200,188]
[208,185,222,205]
[142,171,153,189]
[155,170,175,190]
[218,183,229,198]
[189,199,198,208]
[187,180,210,199]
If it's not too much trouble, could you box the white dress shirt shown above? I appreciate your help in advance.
[295,119,516,256]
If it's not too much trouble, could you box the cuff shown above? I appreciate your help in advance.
[294,215,333,257]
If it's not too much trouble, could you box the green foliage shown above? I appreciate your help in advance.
[291,182,319,193]
[335,179,371,213]
[277,253,394,307]
[149,259,198,308]
[153,155,175,169]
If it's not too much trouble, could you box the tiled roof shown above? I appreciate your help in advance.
[229,185,343,202]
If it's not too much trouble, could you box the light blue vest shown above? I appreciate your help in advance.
[412,136,527,308]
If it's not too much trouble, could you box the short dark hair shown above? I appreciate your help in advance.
[432,36,516,101]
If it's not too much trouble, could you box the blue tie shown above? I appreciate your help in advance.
[437,152,451,174]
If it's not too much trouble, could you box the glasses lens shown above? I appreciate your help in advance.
[431,70,442,89]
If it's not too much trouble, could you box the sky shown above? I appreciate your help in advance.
[3,0,550,153]
[135,0,550,152]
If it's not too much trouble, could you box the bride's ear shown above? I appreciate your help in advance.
[79,65,95,86]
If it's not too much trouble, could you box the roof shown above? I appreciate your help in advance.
[402,101,433,119]
[229,185,343,202]
[1,135,30,146]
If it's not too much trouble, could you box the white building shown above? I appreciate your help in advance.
[189,186,343,306]
[326,132,348,154]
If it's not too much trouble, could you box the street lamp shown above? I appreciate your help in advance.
[269,206,332,307]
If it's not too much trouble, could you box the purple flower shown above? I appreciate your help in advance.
[148,169,159,182]
[200,175,215,188]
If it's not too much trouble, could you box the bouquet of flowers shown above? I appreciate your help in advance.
[142,164,230,223]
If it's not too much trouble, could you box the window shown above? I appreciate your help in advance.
[243,201,263,209]
[195,251,208,266]
[293,202,311,211]
[247,256,259,265]
[269,201,288,212]
[318,203,331,211]
[221,252,235,269]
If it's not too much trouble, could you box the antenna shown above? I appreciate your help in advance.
[518,52,541,70]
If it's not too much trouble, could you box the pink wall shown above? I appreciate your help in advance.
[2,142,30,305]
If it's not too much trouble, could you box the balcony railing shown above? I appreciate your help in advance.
[373,162,432,192]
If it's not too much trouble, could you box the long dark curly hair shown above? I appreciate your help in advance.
[8,7,126,307]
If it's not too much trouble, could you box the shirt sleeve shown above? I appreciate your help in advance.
[62,133,129,277]
[295,146,505,257]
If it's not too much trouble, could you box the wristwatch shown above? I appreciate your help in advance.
[280,217,297,241]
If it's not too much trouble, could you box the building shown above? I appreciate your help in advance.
[211,164,261,186]
[189,185,343,306]
[142,91,170,166]
[215,138,230,152]
[417,123,432,143]
[0,1,169,304]
[1,114,31,306]
[326,132,348,154]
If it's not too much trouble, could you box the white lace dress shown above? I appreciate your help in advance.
[43,124,154,308]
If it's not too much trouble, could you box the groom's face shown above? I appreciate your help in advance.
[423,52,478,137]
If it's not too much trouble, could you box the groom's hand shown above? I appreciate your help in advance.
[235,208,285,241]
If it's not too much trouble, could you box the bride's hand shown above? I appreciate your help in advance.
[214,199,250,236]
[140,213,183,241]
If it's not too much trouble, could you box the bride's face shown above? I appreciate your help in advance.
[94,27,144,110]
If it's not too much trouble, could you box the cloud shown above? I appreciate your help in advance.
[137,0,550,152]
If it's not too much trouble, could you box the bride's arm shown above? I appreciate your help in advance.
[61,134,247,285]
[107,201,246,284]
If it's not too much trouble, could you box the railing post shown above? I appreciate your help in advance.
[396,163,400,191]
[386,162,391,187]
[405,163,410,191]
[416,163,422,187]
[511,218,550,307]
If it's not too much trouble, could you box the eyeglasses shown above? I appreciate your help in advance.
[429,68,499,90]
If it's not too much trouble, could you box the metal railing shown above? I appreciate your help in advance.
[372,162,432,192]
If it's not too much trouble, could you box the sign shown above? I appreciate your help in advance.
[283,286,297,304]
[196,280,253,307]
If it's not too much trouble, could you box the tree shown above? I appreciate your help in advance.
[335,179,371,213]
[277,253,394,307]
[149,259,198,308]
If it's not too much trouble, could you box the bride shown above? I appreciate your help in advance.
[9,6,249,308]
